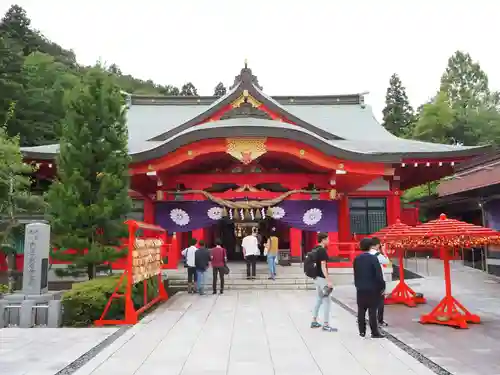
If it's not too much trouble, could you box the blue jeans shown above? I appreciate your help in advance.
[196,269,206,294]
[312,277,331,323]
[267,255,276,276]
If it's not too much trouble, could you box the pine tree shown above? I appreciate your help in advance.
[0,102,45,291]
[382,74,415,137]
[213,82,227,97]
[48,67,132,280]
[180,82,198,96]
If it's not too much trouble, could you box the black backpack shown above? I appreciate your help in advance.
[304,247,320,278]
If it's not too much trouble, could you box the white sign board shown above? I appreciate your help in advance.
[22,223,50,295]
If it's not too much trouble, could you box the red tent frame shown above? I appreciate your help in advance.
[372,220,426,307]
[398,214,500,329]
[95,220,169,326]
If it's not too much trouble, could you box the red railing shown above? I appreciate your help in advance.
[328,241,391,268]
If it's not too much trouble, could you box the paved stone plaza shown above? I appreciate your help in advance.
[334,260,500,375]
[69,290,434,375]
[0,327,118,375]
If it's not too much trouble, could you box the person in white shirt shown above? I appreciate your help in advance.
[242,227,260,279]
[181,238,198,294]
[369,237,390,327]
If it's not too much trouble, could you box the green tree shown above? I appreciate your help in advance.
[439,51,500,145]
[180,82,198,96]
[382,73,414,137]
[0,102,45,291]
[0,4,38,56]
[48,68,132,280]
[0,35,23,134]
[413,91,455,144]
[16,52,78,146]
[213,82,227,97]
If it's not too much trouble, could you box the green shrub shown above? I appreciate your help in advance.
[0,284,9,294]
[61,275,160,327]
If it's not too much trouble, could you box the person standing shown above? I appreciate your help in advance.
[242,227,259,279]
[211,238,227,294]
[354,238,385,338]
[369,237,390,327]
[194,240,211,295]
[181,238,198,294]
[309,232,337,332]
[265,227,279,280]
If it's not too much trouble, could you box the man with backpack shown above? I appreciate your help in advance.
[304,232,337,332]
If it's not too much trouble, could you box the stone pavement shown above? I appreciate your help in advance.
[73,290,434,375]
[0,327,118,375]
[333,261,500,375]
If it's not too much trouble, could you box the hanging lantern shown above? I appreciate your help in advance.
[156,190,164,201]
[261,208,266,219]
[240,209,245,220]
[250,209,255,221]
[229,209,233,220]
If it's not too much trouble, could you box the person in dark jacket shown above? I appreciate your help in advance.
[353,238,385,338]
[194,240,211,295]
[210,238,227,295]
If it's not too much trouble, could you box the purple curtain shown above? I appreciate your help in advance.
[155,200,338,233]
[272,201,338,232]
[155,201,223,233]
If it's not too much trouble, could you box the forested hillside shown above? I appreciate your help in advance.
[0,5,208,147]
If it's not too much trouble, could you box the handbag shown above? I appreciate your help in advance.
[222,264,230,275]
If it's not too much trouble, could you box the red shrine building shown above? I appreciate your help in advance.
[20,64,488,266]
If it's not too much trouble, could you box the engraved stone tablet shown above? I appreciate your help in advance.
[22,223,50,295]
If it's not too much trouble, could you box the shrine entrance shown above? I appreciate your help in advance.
[217,218,274,261]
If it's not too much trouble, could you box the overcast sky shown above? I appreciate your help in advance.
[1,0,499,120]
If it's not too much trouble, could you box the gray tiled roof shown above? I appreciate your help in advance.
[21,78,487,160]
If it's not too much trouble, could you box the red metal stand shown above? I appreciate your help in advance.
[385,251,426,307]
[420,247,480,329]
[95,220,169,326]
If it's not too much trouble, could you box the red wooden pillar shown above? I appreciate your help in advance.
[328,232,339,257]
[289,227,302,259]
[337,194,350,253]
[191,228,206,244]
[387,179,401,225]
[170,232,181,267]
[142,197,155,236]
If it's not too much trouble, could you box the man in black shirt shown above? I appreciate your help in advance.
[194,240,211,295]
[311,232,337,332]
[353,238,385,338]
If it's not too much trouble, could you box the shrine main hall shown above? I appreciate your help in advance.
[21,64,487,264]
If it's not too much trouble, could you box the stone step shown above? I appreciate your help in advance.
[169,278,314,286]
[168,283,315,291]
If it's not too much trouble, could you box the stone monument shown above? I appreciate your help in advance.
[22,222,50,295]
[2,222,62,328]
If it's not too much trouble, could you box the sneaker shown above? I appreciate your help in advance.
[359,332,366,338]
[213,291,217,295]
[322,325,338,332]
[220,290,224,294]
[371,333,385,339]
[310,321,322,328]
[379,321,388,327]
